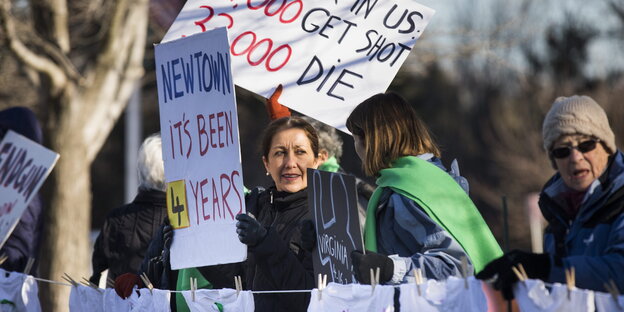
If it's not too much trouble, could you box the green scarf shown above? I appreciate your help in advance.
[364,156,502,273]
[318,156,340,173]
[176,268,213,312]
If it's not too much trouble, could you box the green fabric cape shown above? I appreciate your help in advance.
[364,156,502,273]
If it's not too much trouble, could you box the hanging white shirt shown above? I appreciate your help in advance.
[0,270,40,312]
[307,283,395,312]
[595,291,624,312]
[128,288,171,312]
[102,288,132,312]
[181,288,254,312]
[514,279,595,312]
[68,284,103,312]
[399,276,486,312]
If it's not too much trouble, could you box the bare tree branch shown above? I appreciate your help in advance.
[0,0,67,95]
[31,0,70,52]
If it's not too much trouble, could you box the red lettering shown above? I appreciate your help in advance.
[200,179,210,221]
[220,174,235,220]
[279,0,303,23]
[216,112,225,148]
[211,178,221,220]
[266,44,292,72]
[209,113,217,148]
[231,170,243,215]
[189,180,201,225]
[194,6,215,32]
[197,114,209,156]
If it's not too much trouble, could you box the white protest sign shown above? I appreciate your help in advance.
[0,130,58,248]
[155,27,246,269]
[162,0,434,132]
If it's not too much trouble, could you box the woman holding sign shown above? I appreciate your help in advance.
[345,92,502,284]
[235,116,320,311]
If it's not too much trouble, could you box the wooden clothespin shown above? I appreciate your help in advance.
[190,277,197,302]
[370,267,380,295]
[61,273,79,287]
[234,275,243,297]
[413,268,423,296]
[106,276,115,288]
[0,254,8,266]
[80,277,103,294]
[140,272,154,295]
[23,258,34,275]
[511,263,528,282]
[603,279,622,309]
[460,256,469,289]
[565,267,575,301]
[317,274,327,301]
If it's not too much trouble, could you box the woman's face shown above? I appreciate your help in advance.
[552,134,610,192]
[353,134,366,163]
[263,128,319,193]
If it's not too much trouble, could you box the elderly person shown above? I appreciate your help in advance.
[90,133,168,285]
[477,95,624,299]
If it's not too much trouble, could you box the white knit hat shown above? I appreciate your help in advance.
[542,95,616,153]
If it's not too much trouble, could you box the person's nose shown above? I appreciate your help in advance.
[569,147,584,163]
[284,152,297,168]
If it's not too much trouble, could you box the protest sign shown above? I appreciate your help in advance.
[0,130,58,248]
[308,169,364,284]
[162,0,434,132]
[155,27,246,269]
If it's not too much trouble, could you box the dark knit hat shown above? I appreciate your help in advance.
[542,95,615,153]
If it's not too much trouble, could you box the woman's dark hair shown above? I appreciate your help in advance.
[261,117,320,159]
[346,92,440,176]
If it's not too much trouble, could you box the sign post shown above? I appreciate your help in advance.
[155,27,247,269]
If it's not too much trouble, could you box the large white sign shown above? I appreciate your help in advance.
[163,0,434,132]
[155,27,246,269]
[0,130,58,248]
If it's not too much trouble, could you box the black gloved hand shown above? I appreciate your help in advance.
[236,213,267,247]
[351,250,394,284]
[162,221,173,258]
[300,220,316,252]
[476,250,551,300]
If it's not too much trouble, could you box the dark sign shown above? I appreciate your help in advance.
[308,169,364,284]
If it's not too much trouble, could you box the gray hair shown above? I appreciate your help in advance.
[137,133,166,192]
[300,116,343,161]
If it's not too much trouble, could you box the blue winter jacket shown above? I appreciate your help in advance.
[539,150,624,291]
[375,155,474,282]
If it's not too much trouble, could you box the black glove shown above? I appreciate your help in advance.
[351,250,394,284]
[300,220,316,252]
[162,222,173,259]
[476,250,551,300]
[235,213,267,247]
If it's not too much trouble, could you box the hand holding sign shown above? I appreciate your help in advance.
[235,213,267,247]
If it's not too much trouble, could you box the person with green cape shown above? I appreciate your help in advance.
[346,92,502,284]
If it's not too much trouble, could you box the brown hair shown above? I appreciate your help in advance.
[346,92,440,176]
[261,116,320,159]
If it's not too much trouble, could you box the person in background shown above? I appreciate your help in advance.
[90,133,168,285]
[235,116,320,311]
[0,107,44,274]
[345,92,502,284]
[477,95,624,299]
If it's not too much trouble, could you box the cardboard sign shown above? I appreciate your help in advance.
[162,0,434,132]
[155,27,247,269]
[0,130,58,249]
[308,169,364,284]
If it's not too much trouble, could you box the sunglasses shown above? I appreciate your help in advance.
[550,139,599,159]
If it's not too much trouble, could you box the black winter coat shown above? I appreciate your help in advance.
[90,189,167,284]
[245,186,315,312]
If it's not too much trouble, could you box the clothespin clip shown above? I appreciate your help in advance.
[603,279,622,309]
[234,275,242,297]
[23,258,34,275]
[190,277,197,302]
[140,272,154,295]
[61,273,79,287]
[106,276,115,288]
[413,268,423,296]
[81,277,103,294]
[370,267,380,294]
[0,254,8,266]
[460,256,469,289]
[565,267,575,301]
[317,274,327,301]
[511,263,528,282]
